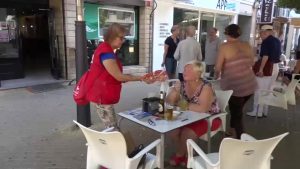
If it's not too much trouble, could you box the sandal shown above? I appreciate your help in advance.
[169,154,187,166]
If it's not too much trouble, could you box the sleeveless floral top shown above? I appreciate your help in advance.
[182,80,220,114]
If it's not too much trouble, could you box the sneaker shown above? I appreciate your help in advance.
[246,111,262,118]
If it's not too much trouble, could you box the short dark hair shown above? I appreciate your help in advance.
[103,23,126,43]
[212,27,218,32]
[224,24,241,38]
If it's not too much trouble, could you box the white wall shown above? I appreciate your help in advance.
[152,1,174,71]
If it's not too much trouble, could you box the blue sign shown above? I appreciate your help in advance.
[216,0,227,10]
[226,3,236,11]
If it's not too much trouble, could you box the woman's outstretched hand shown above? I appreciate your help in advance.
[141,70,168,84]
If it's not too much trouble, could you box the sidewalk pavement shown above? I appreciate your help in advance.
[0,81,181,169]
[0,81,300,169]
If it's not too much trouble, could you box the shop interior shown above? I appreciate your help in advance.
[173,7,232,60]
[0,7,60,89]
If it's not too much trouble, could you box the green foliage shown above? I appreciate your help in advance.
[277,0,300,11]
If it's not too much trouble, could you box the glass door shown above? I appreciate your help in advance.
[215,14,232,42]
[199,12,214,59]
[286,25,300,60]
[0,8,23,80]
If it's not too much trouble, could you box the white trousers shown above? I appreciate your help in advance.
[252,63,279,115]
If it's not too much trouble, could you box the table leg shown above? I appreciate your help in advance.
[207,121,211,153]
[117,117,124,129]
[160,133,165,169]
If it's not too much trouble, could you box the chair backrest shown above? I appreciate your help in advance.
[201,62,206,78]
[74,121,128,169]
[286,75,300,97]
[215,90,233,113]
[258,91,288,110]
[219,133,288,169]
[161,79,180,94]
[287,60,296,70]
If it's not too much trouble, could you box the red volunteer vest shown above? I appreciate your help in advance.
[86,42,123,104]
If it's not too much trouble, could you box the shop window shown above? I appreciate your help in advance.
[173,8,199,40]
[84,3,139,66]
[0,8,18,59]
[98,7,135,38]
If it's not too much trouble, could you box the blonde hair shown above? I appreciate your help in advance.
[185,60,204,79]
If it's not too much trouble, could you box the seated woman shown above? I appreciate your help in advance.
[166,60,221,166]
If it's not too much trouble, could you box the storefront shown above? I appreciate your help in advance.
[152,0,239,71]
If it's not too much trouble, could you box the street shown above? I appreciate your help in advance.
[0,81,300,169]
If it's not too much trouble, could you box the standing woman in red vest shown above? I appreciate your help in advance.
[86,23,153,129]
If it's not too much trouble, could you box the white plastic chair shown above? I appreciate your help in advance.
[73,120,161,169]
[272,73,300,105]
[201,61,206,78]
[161,79,180,93]
[259,75,300,111]
[199,90,233,152]
[288,74,300,104]
[187,132,289,169]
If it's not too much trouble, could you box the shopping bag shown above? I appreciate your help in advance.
[73,71,90,105]
[253,59,273,76]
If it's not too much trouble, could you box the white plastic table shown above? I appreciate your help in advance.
[118,108,210,169]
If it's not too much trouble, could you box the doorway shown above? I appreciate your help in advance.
[0,7,59,89]
[199,12,214,59]
[286,24,300,61]
[20,10,51,75]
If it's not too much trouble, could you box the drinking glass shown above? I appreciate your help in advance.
[165,104,173,120]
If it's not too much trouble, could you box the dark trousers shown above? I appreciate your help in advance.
[206,65,215,77]
[165,57,177,79]
[178,73,184,82]
[228,94,252,139]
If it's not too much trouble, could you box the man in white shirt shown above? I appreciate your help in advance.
[174,26,202,81]
[204,28,221,77]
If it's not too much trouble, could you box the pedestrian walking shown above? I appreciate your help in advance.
[174,26,202,81]
[162,25,180,79]
[215,24,257,139]
[204,27,221,77]
[247,25,281,117]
